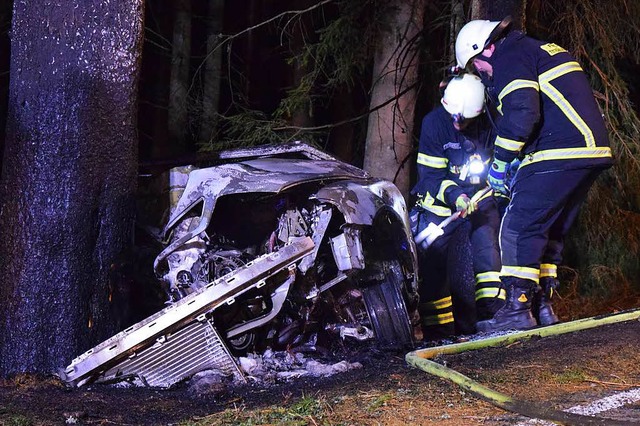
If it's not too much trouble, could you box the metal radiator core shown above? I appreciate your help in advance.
[99,319,244,388]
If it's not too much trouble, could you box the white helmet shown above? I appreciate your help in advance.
[441,73,485,119]
[455,20,501,69]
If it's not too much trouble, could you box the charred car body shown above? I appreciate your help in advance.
[61,141,419,388]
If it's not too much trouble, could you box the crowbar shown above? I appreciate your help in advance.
[414,186,492,250]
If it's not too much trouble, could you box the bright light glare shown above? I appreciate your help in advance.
[469,158,485,175]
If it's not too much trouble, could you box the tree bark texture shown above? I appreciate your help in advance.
[363,0,424,199]
[197,0,224,146]
[168,0,191,150]
[0,3,9,175]
[471,0,525,31]
[0,0,144,376]
[449,0,465,66]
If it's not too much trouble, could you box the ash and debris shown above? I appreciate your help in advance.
[187,349,362,397]
[237,349,363,382]
[106,349,363,397]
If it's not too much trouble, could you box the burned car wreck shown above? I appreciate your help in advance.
[60,141,419,388]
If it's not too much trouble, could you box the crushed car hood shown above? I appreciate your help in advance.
[165,158,369,232]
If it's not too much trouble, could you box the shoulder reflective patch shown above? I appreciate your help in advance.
[540,43,567,56]
[443,142,461,150]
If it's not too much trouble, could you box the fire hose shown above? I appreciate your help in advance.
[406,309,640,425]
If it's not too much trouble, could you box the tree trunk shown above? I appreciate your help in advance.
[0,0,144,376]
[363,0,424,199]
[168,0,191,151]
[450,0,465,65]
[288,0,314,129]
[197,0,224,147]
[471,0,525,30]
[0,2,10,173]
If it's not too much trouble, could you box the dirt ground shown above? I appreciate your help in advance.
[1,314,639,426]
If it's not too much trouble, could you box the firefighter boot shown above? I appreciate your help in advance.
[536,277,560,326]
[476,278,537,332]
[476,295,506,322]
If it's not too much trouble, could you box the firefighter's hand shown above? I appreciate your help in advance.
[455,194,476,218]
[488,158,508,194]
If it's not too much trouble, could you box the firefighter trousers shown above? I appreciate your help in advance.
[412,196,505,339]
[500,165,606,283]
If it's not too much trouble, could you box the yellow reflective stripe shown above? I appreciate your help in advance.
[520,147,612,168]
[475,287,507,301]
[418,153,448,169]
[539,61,582,82]
[539,62,595,148]
[540,263,557,278]
[422,205,452,217]
[437,180,457,204]
[475,188,495,203]
[422,312,454,326]
[422,296,452,310]
[475,271,501,284]
[501,265,539,284]
[417,193,452,217]
[497,79,539,115]
[495,136,525,153]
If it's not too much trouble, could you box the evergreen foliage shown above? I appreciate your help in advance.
[203,0,388,151]
[527,0,640,296]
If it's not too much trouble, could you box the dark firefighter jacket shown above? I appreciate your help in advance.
[411,106,495,217]
[483,31,613,171]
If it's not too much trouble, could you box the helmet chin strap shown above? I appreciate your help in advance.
[475,69,492,84]
[477,52,492,62]
[471,51,494,82]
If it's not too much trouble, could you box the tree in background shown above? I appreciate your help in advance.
[168,0,191,154]
[363,0,424,197]
[0,0,144,376]
[197,0,225,147]
[0,2,10,173]
[470,0,525,29]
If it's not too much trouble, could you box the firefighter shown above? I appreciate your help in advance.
[410,73,508,340]
[455,17,614,332]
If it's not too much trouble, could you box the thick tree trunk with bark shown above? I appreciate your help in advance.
[471,0,525,30]
[198,0,224,146]
[449,0,465,65]
[168,0,191,151]
[0,0,144,376]
[363,0,424,198]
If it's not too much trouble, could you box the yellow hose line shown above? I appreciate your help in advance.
[405,309,640,425]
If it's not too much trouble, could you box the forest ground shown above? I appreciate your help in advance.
[1,312,639,426]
